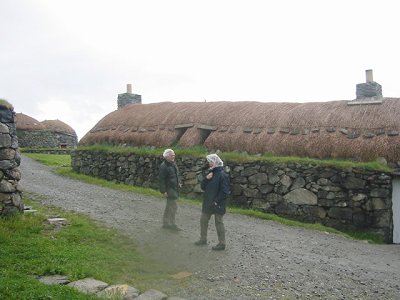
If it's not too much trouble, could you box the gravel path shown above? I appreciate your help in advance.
[20,156,400,300]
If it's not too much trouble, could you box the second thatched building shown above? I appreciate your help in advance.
[16,113,78,148]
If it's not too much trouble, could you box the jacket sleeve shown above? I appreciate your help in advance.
[201,171,212,191]
[176,165,182,186]
[201,177,208,191]
[159,164,167,193]
[216,173,230,206]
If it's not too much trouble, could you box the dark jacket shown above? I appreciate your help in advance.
[201,166,230,215]
[159,160,180,200]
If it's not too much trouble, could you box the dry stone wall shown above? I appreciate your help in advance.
[0,107,23,216]
[71,150,394,242]
[17,129,77,148]
[22,149,72,155]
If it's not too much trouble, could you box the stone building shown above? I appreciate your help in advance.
[16,113,78,148]
[75,72,400,243]
[80,72,400,165]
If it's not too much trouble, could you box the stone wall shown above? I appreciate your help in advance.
[22,149,72,155]
[17,130,77,148]
[71,150,394,242]
[117,93,142,109]
[0,107,23,216]
[356,81,382,99]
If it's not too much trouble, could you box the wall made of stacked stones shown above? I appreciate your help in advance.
[71,150,394,242]
[22,149,72,155]
[117,93,142,109]
[0,108,23,216]
[17,130,77,148]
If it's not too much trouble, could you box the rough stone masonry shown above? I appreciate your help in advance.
[0,103,23,216]
[72,150,394,242]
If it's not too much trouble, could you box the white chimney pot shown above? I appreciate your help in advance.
[366,69,373,83]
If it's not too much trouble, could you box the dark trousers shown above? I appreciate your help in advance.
[163,199,177,226]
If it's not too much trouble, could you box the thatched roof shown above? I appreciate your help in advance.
[16,113,45,130]
[16,113,76,136]
[79,98,400,162]
[41,119,76,135]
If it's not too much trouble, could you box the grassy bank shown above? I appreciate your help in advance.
[23,152,384,244]
[73,144,392,172]
[0,198,181,300]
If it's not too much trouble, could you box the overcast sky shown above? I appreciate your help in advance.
[1,0,399,140]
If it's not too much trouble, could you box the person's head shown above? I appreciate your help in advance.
[206,154,223,169]
[163,149,175,162]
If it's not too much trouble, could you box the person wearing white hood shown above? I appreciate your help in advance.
[194,154,230,250]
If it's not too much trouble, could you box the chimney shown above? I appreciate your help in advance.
[365,69,373,83]
[117,83,142,109]
[354,69,382,101]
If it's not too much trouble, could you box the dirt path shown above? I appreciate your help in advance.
[20,155,400,299]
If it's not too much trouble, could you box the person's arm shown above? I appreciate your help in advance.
[215,173,230,206]
[176,166,182,188]
[201,170,213,191]
[159,165,167,194]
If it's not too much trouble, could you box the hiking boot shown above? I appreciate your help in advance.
[194,240,207,246]
[212,243,225,251]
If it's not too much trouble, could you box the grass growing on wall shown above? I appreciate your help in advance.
[20,148,73,153]
[75,144,392,172]
[0,98,14,110]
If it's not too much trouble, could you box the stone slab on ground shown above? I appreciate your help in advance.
[67,278,108,294]
[38,275,70,285]
[45,217,69,226]
[97,284,140,300]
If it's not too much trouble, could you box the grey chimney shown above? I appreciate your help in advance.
[117,84,142,109]
[355,69,382,99]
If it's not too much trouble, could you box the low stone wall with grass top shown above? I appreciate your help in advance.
[71,149,395,243]
[21,148,72,155]
[0,99,23,216]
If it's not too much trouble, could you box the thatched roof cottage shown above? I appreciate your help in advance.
[80,72,400,164]
[16,113,78,148]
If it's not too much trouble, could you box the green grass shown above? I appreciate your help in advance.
[23,153,72,168]
[0,98,14,110]
[23,152,385,244]
[218,151,391,172]
[0,199,179,300]
[20,148,73,153]
[59,168,163,197]
[75,144,392,172]
[23,153,164,198]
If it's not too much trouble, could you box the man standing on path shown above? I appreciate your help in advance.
[159,148,182,231]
